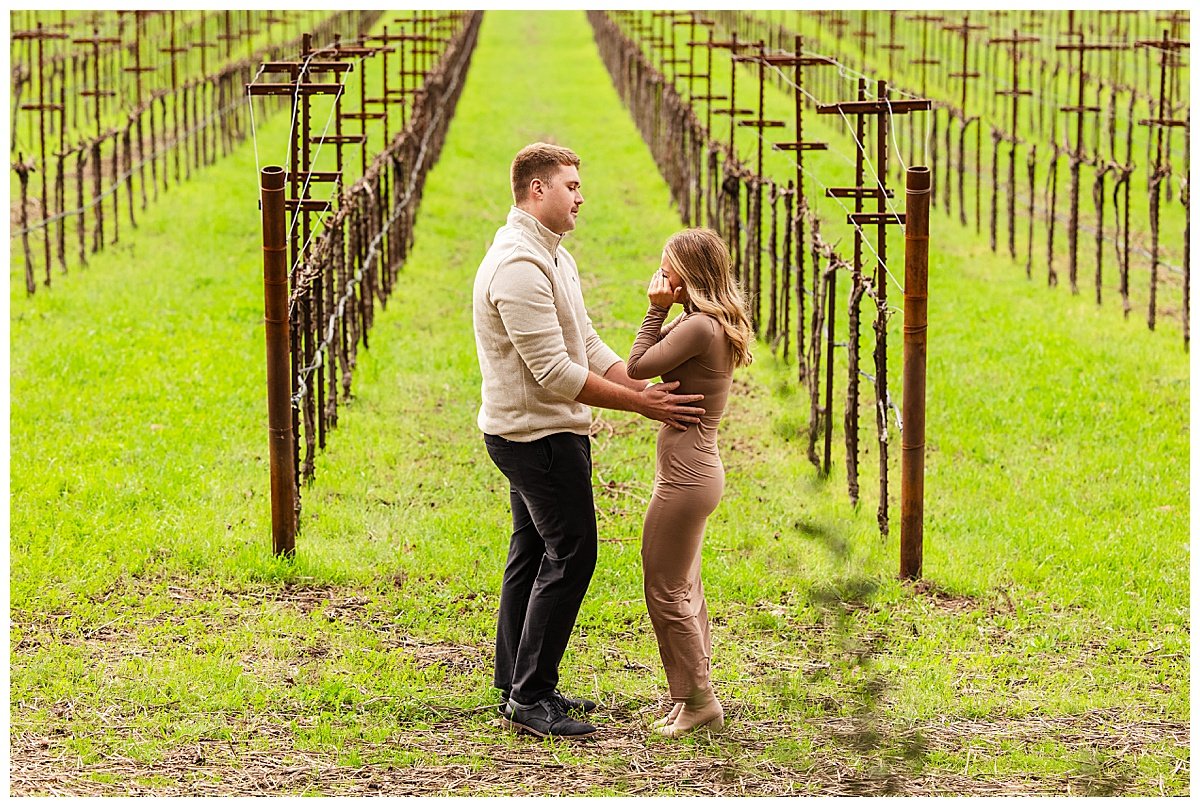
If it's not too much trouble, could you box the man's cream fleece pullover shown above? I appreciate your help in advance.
[473,206,622,441]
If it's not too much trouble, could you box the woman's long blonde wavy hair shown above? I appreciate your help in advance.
[664,227,754,368]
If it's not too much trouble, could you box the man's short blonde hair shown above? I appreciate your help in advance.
[511,142,581,203]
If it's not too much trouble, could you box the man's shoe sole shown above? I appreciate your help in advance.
[501,693,597,714]
[501,717,597,739]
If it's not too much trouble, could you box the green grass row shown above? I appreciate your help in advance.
[9,10,1189,795]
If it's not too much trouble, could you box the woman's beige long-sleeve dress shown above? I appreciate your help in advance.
[626,305,733,701]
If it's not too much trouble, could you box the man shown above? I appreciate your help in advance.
[473,143,704,739]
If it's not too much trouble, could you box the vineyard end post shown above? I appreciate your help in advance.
[901,165,931,581]
[260,165,297,557]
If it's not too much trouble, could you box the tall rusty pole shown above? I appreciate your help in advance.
[260,165,297,557]
[900,165,931,581]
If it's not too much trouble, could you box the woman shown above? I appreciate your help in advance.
[626,227,753,737]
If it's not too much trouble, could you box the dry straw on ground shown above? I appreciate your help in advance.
[11,705,1187,796]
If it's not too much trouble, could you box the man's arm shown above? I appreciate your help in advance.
[575,371,704,431]
[491,261,591,400]
[491,259,703,428]
[602,361,647,392]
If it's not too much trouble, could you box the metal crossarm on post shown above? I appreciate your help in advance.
[245,83,343,96]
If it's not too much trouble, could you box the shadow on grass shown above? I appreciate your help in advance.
[793,513,928,793]
[1068,749,1137,796]
[806,528,926,787]
[795,512,1137,796]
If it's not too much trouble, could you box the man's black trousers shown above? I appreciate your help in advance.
[484,432,597,704]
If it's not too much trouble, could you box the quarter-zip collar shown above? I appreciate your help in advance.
[508,205,566,258]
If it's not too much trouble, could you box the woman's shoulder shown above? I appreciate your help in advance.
[681,311,721,330]
[679,312,724,349]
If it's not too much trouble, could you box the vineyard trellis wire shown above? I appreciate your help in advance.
[717,10,1191,347]
[588,11,935,552]
[10,10,382,293]
[591,9,1189,556]
[250,12,484,555]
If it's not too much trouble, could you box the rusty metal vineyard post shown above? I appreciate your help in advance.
[259,165,297,557]
[685,19,726,231]
[909,13,943,202]
[676,13,711,227]
[125,12,153,213]
[734,40,786,336]
[75,26,119,258]
[248,38,349,529]
[900,166,931,580]
[710,31,751,283]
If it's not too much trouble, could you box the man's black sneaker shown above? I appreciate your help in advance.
[503,697,597,739]
[499,689,597,717]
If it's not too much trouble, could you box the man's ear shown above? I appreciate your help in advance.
[528,178,543,199]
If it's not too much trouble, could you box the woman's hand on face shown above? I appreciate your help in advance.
[647,269,683,309]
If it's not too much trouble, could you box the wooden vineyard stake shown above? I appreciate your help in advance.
[944,15,986,230]
[1056,11,1128,295]
[767,36,835,377]
[990,29,1040,266]
[733,40,786,336]
[817,88,930,531]
[12,23,68,290]
[1135,30,1188,335]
